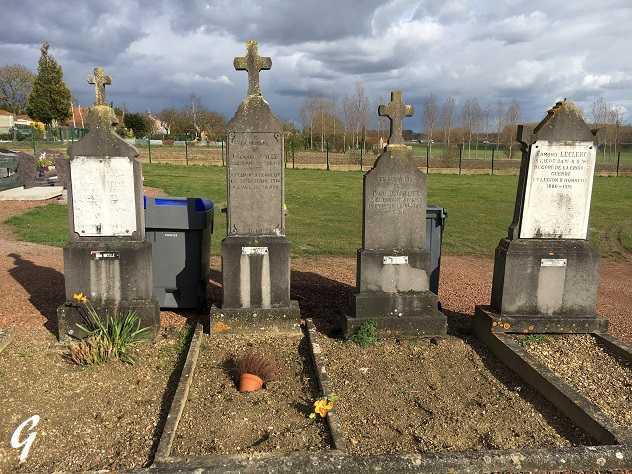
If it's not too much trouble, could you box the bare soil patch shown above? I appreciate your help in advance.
[171,333,331,456]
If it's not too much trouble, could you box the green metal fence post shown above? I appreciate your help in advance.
[292,141,295,169]
[31,127,36,155]
[185,134,189,166]
[360,142,363,171]
[426,143,429,173]
[221,139,225,166]
[326,142,330,171]
[147,137,152,163]
[616,152,620,177]
[491,148,494,175]
[459,144,463,175]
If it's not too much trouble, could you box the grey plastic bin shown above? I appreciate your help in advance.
[144,196,215,309]
[426,205,447,295]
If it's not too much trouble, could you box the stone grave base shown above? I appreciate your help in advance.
[57,296,160,343]
[491,238,601,317]
[473,305,609,335]
[150,321,632,473]
[343,291,446,338]
[220,235,292,309]
[208,301,302,335]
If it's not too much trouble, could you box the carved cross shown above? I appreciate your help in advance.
[379,90,414,146]
[233,41,271,97]
[87,68,112,106]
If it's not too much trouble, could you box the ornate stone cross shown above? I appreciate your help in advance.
[379,90,414,146]
[87,68,112,106]
[233,40,271,97]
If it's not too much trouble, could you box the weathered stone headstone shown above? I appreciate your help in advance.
[0,148,37,190]
[57,68,160,343]
[16,151,37,189]
[474,100,608,335]
[342,90,446,338]
[0,152,22,191]
[209,41,300,333]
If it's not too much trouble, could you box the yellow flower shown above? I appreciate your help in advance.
[73,293,87,303]
[313,398,334,418]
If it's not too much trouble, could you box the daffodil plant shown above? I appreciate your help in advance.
[309,394,339,419]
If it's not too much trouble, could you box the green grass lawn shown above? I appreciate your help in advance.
[5,164,631,259]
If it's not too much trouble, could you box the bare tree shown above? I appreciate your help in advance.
[373,96,388,148]
[441,97,456,147]
[461,98,481,157]
[0,64,35,118]
[480,104,492,157]
[351,83,370,148]
[495,100,505,152]
[590,97,610,125]
[503,99,521,158]
[422,92,439,155]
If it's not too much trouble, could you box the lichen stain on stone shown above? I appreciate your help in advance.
[213,321,231,332]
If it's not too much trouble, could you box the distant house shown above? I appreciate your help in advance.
[15,115,32,127]
[0,109,14,132]
[67,106,90,128]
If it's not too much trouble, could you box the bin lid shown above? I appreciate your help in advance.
[426,205,447,219]
[144,196,214,211]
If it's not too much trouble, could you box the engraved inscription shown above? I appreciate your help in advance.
[368,175,424,215]
[520,141,596,239]
[227,131,284,235]
[71,156,137,237]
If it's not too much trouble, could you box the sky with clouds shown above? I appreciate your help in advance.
[1,0,631,132]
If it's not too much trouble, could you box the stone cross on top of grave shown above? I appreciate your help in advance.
[234,40,271,97]
[379,90,414,147]
[88,68,112,107]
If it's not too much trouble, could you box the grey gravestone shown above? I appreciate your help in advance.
[0,152,22,191]
[16,151,37,189]
[57,68,160,343]
[474,100,608,335]
[342,91,446,338]
[0,148,37,189]
[209,41,300,334]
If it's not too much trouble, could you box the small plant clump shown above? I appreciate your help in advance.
[66,293,150,366]
[514,334,549,347]
[346,320,378,347]
[233,350,279,384]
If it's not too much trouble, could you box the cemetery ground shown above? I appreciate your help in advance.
[0,170,631,472]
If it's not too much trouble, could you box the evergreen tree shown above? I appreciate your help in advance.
[26,42,72,125]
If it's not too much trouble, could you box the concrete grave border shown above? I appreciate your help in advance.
[149,320,632,473]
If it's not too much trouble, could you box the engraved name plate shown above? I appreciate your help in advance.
[383,256,408,265]
[242,246,269,255]
[541,258,567,267]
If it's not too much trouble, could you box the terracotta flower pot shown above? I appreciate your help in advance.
[239,373,263,392]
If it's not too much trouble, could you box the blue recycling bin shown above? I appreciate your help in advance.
[144,196,215,309]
